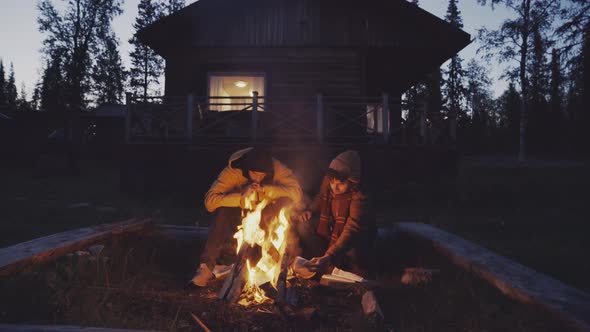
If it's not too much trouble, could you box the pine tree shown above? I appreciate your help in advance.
[528,26,550,152]
[31,83,42,111]
[166,0,185,13]
[40,52,66,112]
[498,82,522,152]
[427,69,443,116]
[465,59,494,149]
[444,0,466,146]
[16,82,32,112]
[477,0,560,162]
[582,21,590,132]
[549,49,563,122]
[0,59,6,106]
[6,63,18,110]
[548,48,564,152]
[92,34,126,104]
[37,0,123,110]
[129,0,164,100]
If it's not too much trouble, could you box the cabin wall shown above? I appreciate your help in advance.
[165,48,363,98]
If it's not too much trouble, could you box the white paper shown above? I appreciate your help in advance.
[332,267,365,282]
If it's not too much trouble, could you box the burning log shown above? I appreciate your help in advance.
[276,250,290,303]
[218,243,262,302]
[219,193,292,305]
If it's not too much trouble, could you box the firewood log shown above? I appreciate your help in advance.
[218,243,261,302]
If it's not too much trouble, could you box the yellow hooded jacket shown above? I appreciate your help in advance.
[204,147,303,212]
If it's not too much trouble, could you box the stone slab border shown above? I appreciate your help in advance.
[396,222,590,332]
[0,324,155,332]
[0,218,151,276]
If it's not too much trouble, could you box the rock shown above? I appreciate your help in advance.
[400,267,438,286]
[361,290,384,319]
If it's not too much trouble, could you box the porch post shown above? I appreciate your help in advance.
[187,93,194,143]
[251,91,259,143]
[420,101,428,144]
[316,93,324,143]
[125,92,132,144]
[382,93,390,144]
[389,93,402,144]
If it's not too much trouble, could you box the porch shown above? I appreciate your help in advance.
[124,93,456,147]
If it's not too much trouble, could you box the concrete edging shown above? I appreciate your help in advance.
[396,222,590,332]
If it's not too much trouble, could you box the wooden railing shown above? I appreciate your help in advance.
[125,92,450,145]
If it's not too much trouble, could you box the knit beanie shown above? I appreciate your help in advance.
[328,150,361,183]
[235,148,274,175]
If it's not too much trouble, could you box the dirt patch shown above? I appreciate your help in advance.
[0,231,568,331]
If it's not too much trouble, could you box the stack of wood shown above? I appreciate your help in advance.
[218,242,291,304]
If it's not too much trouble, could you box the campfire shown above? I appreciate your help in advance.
[219,191,291,305]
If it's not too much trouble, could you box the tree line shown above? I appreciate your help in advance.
[406,0,589,158]
[1,0,588,158]
[0,0,184,115]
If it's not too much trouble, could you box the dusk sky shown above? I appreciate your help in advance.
[0,0,515,99]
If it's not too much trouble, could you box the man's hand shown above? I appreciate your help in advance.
[240,183,262,209]
[307,254,332,273]
[296,210,312,222]
[241,183,261,197]
[241,183,261,204]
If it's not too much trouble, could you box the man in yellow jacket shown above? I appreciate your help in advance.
[191,147,303,286]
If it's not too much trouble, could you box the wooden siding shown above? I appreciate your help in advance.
[165,48,363,98]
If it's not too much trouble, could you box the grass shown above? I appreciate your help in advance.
[377,157,590,293]
[1,156,589,294]
[0,159,199,248]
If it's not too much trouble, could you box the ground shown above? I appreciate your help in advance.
[1,156,589,296]
[0,232,568,331]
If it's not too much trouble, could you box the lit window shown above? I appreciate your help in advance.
[208,74,265,111]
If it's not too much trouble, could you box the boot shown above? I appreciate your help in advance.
[191,263,213,287]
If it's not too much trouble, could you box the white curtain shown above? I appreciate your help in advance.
[209,76,230,111]
[208,75,265,112]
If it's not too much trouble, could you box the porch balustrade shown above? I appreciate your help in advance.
[125,92,451,145]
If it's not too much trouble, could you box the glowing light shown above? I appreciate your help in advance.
[234,80,248,88]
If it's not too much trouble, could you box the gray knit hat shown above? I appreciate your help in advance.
[328,150,361,183]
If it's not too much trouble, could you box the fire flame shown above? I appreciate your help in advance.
[234,192,290,306]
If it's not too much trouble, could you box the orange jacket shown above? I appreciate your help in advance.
[308,176,374,258]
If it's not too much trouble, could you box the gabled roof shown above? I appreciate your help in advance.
[140,0,470,59]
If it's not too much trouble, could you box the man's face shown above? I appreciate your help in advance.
[248,170,267,184]
[329,178,350,195]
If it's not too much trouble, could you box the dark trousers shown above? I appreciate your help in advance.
[289,217,376,279]
[199,207,242,269]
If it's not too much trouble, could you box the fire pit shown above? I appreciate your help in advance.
[0,221,570,331]
[218,193,291,306]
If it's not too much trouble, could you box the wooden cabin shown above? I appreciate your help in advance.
[121,0,470,196]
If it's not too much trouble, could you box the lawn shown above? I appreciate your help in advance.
[1,156,589,294]
[0,160,199,248]
[377,157,590,293]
